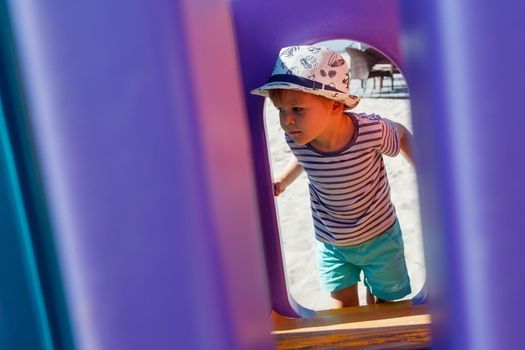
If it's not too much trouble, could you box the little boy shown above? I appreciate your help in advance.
[251,45,415,307]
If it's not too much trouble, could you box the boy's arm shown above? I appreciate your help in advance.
[395,122,415,165]
[274,157,303,196]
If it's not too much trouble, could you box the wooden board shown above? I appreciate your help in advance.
[272,301,431,349]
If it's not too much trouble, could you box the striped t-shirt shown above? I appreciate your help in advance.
[286,113,401,246]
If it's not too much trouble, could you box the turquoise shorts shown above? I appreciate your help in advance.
[316,220,411,301]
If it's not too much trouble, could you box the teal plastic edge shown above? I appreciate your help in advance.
[0,1,76,348]
[0,100,54,350]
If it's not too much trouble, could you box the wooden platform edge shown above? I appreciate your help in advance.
[271,301,432,349]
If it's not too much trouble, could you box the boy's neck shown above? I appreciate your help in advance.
[310,113,355,153]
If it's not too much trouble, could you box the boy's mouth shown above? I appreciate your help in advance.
[288,130,302,136]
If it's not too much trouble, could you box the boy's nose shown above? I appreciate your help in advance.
[281,111,295,125]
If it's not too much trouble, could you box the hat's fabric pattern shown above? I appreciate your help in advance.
[251,46,360,108]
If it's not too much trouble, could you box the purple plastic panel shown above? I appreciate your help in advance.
[401,1,525,349]
[8,0,272,349]
[230,0,403,317]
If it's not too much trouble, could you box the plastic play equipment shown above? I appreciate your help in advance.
[400,1,525,349]
[1,0,271,349]
[230,0,423,319]
[1,0,525,349]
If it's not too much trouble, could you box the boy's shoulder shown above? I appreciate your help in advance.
[349,112,387,128]
[351,112,383,122]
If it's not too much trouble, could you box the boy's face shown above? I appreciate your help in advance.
[271,90,335,145]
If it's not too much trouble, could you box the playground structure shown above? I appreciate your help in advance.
[1,0,525,349]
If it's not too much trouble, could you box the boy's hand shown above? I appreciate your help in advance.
[273,181,287,197]
[273,158,302,197]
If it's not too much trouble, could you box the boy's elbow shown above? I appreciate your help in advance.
[395,122,415,164]
[395,122,408,141]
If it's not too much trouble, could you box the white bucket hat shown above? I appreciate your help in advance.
[251,45,360,108]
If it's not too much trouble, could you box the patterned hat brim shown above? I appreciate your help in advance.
[250,82,360,109]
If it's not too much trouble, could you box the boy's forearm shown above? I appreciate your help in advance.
[396,123,415,165]
[276,158,303,187]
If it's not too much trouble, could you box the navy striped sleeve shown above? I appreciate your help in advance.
[378,117,401,157]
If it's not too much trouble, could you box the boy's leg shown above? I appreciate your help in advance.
[330,283,359,308]
[366,288,389,304]
[317,241,362,307]
[362,221,411,301]
[366,288,375,305]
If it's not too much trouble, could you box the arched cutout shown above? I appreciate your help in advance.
[263,39,426,311]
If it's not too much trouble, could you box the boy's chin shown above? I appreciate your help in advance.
[291,138,308,145]
[288,134,309,145]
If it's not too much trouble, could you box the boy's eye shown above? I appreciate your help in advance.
[275,107,302,113]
